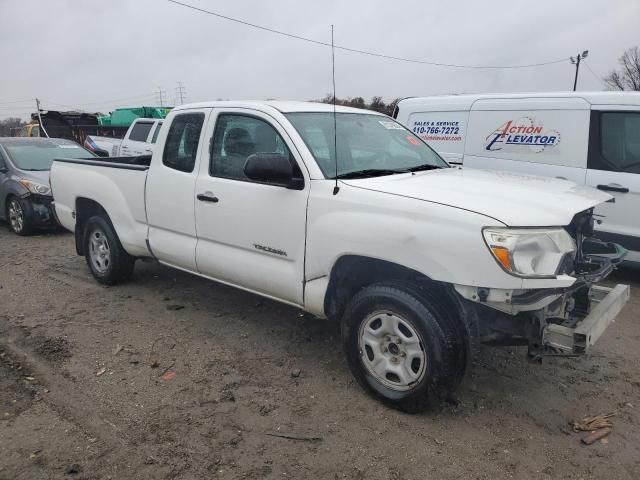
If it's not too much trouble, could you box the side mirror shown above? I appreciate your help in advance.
[0,164,7,174]
[244,153,303,189]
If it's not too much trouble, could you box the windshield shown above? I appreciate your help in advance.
[286,112,448,178]
[5,141,95,171]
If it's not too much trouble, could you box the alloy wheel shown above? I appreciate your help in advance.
[8,199,24,233]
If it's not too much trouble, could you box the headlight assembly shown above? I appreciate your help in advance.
[19,179,51,196]
[483,228,576,278]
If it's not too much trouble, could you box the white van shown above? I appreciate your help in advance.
[394,92,640,264]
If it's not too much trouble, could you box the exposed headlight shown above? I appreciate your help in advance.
[483,228,576,278]
[19,179,51,196]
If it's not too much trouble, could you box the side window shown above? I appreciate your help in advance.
[210,114,295,181]
[162,113,205,173]
[589,111,640,174]
[0,150,7,170]
[128,122,154,142]
[150,122,163,144]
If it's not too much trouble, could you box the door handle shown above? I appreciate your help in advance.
[197,193,219,203]
[597,184,629,193]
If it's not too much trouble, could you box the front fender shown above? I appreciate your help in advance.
[305,181,517,290]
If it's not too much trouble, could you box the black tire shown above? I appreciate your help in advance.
[342,282,467,413]
[83,215,135,285]
[6,196,35,236]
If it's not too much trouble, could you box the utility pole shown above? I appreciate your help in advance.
[570,50,589,91]
[156,86,166,106]
[176,81,187,105]
[35,98,49,138]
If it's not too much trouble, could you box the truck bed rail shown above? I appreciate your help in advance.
[53,155,151,170]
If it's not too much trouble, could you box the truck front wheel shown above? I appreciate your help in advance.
[83,215,135,285]
[342,283,465,413]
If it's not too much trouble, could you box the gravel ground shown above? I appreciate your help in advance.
[1,226,639,480]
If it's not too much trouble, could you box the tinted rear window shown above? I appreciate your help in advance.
[162,114,205,173]
[129,122,154,142]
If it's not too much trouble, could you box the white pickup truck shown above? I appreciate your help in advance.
[51,101,629,412]
[83,118,164,157]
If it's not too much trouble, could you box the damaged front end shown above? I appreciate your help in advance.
[24,193,58,227]
[456,209,630,359]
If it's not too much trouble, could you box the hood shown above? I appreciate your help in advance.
[16,169,50,185]
[342,167,611,226]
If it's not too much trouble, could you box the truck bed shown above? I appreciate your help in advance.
[50,156,152,257]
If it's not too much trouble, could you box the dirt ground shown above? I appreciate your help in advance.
[1,226,639,480]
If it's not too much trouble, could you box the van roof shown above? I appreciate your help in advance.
[398,91,640,110]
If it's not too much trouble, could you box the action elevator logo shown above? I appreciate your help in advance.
[485,117,561,153]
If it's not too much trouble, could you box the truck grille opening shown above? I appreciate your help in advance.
[563,209,625,279]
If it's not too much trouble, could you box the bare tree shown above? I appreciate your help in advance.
[605,46,640,91]
[368,96,387,114]
[0,117,28,137]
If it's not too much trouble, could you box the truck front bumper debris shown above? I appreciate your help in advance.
[543,284,630,354]
[455,239,629,357]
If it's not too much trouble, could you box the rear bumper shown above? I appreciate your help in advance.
[543,284,630,354]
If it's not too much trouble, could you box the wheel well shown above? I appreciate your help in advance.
[324,255,477,373]
[324,256,448,321]
[74,198,107,255]
[5,193,18,208]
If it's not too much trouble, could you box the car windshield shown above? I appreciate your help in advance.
[5,141,95,171]
[286,112,449,178]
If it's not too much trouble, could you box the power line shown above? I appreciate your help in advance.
[176,81,187,105]
[1,93,159,117]
[41,93,158,109]
[168,0,569,69]
[0,105,35,111]
[156,87,166,107]
[0,98,34,105]
[583,60,608,89]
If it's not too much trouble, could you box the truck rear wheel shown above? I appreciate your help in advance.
[342,283,466,413]
[83,215,135,285]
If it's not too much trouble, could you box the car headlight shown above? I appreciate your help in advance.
[483,228,576,278]
[19,179,51,196]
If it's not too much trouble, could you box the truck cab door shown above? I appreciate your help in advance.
[121,121,154,157]
[586,110,640,262]
[194,109,308,305]
[145,111,209,270]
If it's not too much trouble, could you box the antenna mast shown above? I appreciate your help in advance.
[331,25,339,195]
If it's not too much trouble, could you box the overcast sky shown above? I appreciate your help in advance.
[1,0,638,120]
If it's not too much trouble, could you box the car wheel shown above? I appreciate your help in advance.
[83,215,135,285]
[342,283,466,413]
[7,196,34,236]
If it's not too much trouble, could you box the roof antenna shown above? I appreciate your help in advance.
[331,24,339,195]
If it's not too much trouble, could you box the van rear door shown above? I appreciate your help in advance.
[586,109,640,262]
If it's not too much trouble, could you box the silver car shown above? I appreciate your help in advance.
[0,137,95,235]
